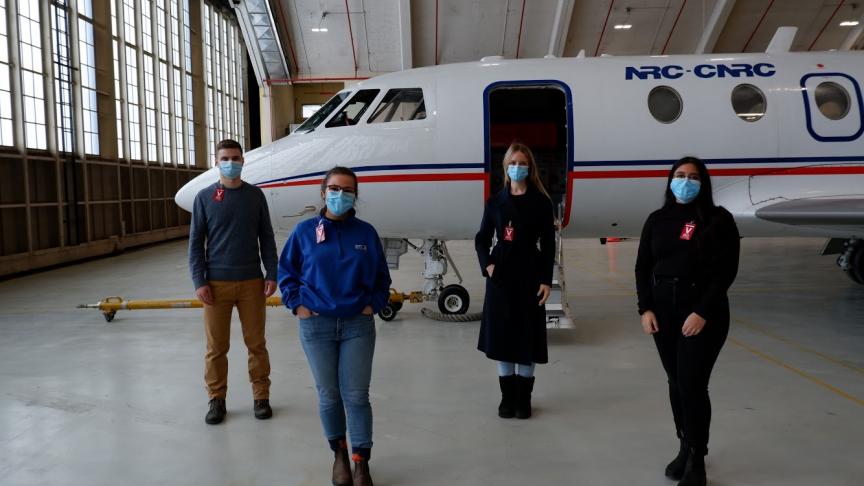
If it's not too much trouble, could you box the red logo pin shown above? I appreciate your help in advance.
[316,220,326,244]
[212,187,224,202]
[503,222,515,242]
[680,221,696,241]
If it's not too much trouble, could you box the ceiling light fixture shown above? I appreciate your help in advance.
[839,20,860,27]
[614,24,632,30]
[312,12,329,32]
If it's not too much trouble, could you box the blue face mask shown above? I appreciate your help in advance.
[218,160,243,179]
[508,165,530,182]
[670,178,701,204]
[326,190,355,216]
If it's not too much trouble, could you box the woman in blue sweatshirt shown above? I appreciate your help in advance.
[278,166,391,486]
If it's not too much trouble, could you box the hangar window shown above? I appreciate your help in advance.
[326,89,380,128]
[294,92,349,133]
[731,84,766,122]
[815,82,850,120]
[648,86,682,123]
[368,88,426,123]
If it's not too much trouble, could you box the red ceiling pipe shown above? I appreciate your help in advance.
[594,0,615,56]
[264,76,370,85]
[273,0,299,77]
[516,0,527,58]
[661,0,688,55]
[742,0,776,52]
[345,0,359,75]
[808,0,846,51]
[435,0,439,64]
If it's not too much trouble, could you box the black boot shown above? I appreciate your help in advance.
[332,442,353,486]
[352,455,373,486]
[205,398,226,425]
[514,376,535,419]
[677,448,706,486]
[665,438,689,480]
[253,399,273,419]
[498,375,517,418]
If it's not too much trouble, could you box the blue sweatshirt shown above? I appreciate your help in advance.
[278,210,392,318]
[188,182,277,290]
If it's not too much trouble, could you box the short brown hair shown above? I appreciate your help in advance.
[215,139,243,155]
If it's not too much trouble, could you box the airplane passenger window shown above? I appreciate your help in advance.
[325,89,381,128]
[815,82,850,120]
[294,92,350,133]
[367,88,426,123]
[648,86,682,123]
[731,84,766,122]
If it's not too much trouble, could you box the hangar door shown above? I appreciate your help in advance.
[486,83,570,220]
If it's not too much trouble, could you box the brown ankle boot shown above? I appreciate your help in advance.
[332,446,353,486]
[352,454,374,486]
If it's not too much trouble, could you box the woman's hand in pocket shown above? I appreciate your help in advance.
[361,305,374,316]
[486,264,495,277]
[296,305,315,319]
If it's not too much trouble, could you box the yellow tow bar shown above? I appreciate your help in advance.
[79,290,423,322]
[78,296,284,322]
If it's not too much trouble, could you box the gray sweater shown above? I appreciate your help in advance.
[188,182,277,290]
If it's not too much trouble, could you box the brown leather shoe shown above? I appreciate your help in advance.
[352,455,373,486]
[332,446,353,486]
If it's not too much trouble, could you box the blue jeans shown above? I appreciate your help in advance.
[497,361,535,377]
[298,313,376,454]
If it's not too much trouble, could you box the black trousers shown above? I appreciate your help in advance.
[651,279,728,453]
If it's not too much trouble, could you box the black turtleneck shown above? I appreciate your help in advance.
[635,202,740,319]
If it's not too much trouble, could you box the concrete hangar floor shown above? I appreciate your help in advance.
[0,236,862,486]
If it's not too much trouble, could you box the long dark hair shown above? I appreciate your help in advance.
[663,156,717,222]
[320,166,359,197]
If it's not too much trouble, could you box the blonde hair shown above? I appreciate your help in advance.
[501,142,550,200]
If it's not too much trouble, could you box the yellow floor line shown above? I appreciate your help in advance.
[733,317,864,375]
[729,336,864,408]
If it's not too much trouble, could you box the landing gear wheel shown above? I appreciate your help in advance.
[391,301,403,311]
[847,247,864,284]
[378,304,397,321]
[104,311,116,323]
[438,284,470,315]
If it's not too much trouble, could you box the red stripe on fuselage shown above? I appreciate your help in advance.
[569,166,864,179]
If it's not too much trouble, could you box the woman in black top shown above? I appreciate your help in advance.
[635,157,740,486]
[475,142,555,420]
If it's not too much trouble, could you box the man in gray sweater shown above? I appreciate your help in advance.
[189,139,277,425]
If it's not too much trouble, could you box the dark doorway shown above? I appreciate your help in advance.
[487,85,569,215]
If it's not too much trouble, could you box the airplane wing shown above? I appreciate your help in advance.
[755,198,864,227]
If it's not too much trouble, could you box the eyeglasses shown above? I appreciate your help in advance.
[326,184,356,194]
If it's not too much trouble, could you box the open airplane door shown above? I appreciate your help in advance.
[484,81,574,328]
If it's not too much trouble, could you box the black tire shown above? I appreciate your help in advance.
[378,304,397,321]
[391,301,403,311]
[847,246,864,284]
[104,311,116,323]
[438,284,470,315]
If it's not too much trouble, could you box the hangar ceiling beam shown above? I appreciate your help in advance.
[398,0,412,69]
[547,0,575,57]
[840,13,864,50]
[694,0,736,54]
[232,0,290,86]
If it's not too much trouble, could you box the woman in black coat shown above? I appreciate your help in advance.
[475,142,555,420]
[635,156,740,486]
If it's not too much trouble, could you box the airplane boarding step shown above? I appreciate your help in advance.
[546,215,574,329]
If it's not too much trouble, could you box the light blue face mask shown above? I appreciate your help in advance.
[508,165,530,182]
[326,190,356,216]
[218,160,243,179]
[670,178,701,204]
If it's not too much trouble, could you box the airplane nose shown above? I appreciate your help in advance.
[175,169,216,212]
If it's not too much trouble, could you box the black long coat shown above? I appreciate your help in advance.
[474,185,555,365]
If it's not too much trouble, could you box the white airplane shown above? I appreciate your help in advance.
[176,41,864,317]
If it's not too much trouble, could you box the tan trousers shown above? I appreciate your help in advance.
[203,279,271,400]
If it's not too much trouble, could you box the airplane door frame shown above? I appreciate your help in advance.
[800,72,864,142]
[483,79,574,228]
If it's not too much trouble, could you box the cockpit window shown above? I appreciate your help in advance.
[325,89,381,128]
[367,88,426,123]
[294,92,350,134]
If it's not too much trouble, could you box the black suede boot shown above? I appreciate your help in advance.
[665,438,689,480]
[514,376,535,419]
[352,454,373,486]
[331,440,353,486]
[677,448,706,486]
[498,375,517,418]
[205,398,226,425]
